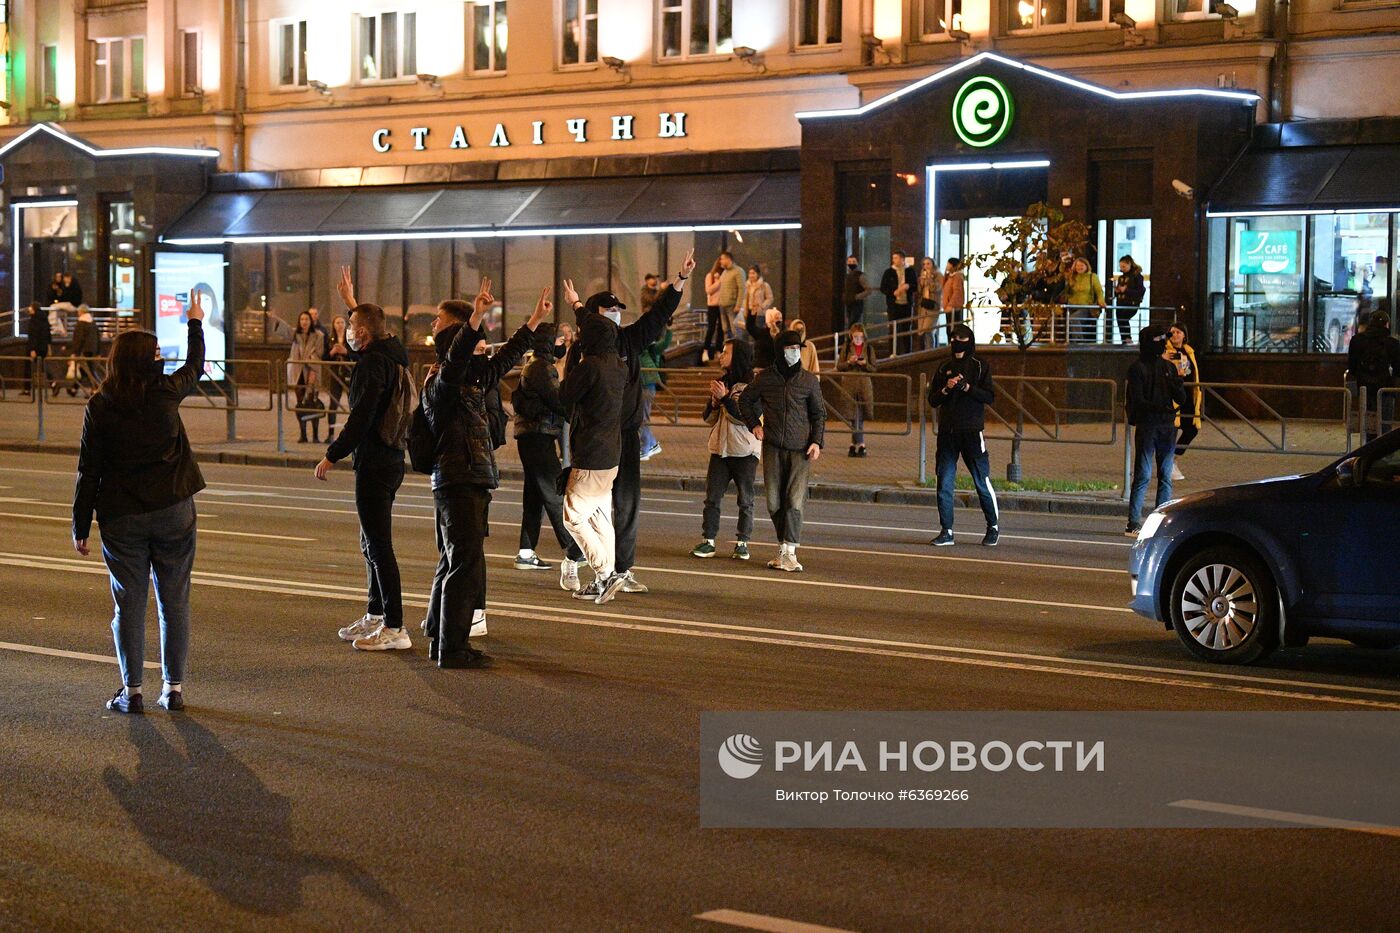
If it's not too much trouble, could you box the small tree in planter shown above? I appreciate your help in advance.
[961,202,1090,482]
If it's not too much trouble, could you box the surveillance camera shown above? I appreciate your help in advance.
[1172,179,1195,200]
[416,73,441,87]
[1111,12,1137,28]
[602,56,627,70]
[1216,2,1239,18]
[949,28,972,41]
[733,46,757,59]
[308,79,330,95]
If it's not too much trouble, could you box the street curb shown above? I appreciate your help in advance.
[0,440,1125,517]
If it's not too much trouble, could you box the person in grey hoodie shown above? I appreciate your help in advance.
[691,338,761,561]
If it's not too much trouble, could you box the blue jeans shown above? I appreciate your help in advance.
[640,385,659,451]
[100,497,197,688]
[851,407,865,447]
[1129,423,1177,526]
[935,431,999,531]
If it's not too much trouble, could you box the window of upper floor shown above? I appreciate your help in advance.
[273,18,309,88]
[795,0,842,47]
[659,0,734,60]
[38,43,60,107]
[560,0,598,68]
[470,1,508,73]
[916,0,964,40]
[1167,0,1256,20]
[1006,0,1124,32]
[178,29,202,96]
[357,9,417,83]
[90,36,145,103]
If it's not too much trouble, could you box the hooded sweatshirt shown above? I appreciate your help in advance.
[513,324,568,439]
[927,324,995,433]
[739,331,826,452]
[1127,325,1189,427]
[704,340,761,458]
[571,283,683,432]
[325,333,410,470]
[560,314,626,470]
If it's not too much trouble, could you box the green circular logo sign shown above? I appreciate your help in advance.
[952,76,1015,148]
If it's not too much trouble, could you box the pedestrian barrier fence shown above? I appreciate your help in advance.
[1181,381,1354,456]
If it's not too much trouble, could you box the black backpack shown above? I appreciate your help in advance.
[376,363,415,450]
[406,399,436,475]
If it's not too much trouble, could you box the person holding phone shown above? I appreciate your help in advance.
[926,324,999,548]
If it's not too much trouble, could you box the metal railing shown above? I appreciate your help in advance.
[8,306,142,342]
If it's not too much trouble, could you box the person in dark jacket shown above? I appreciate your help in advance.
[72,295,208,714]
[1114,256,1146,346]
[739,329,825,572]
[1126,324,1190,536]
[66,306,101,397]
[559,312,629,604]
[746,306,783,371]
[420,284,550,668]
[927,324,999,547]
[562,247,696,596]
[842,254,873,330]
[512,322,584,585]
[317,266,413,651]
[1347,311,1400,442]
[24,302,52,397]
[60,272,84,307]
[880,251,917,356]
[691,337,762,561]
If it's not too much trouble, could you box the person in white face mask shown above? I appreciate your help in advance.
[738,330,826,572]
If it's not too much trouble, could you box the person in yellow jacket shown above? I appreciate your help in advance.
[1168,322,1202,481]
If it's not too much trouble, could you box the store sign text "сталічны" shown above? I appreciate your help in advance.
[370,112,688,153]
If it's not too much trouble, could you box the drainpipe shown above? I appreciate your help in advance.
[1268,0,1290,123]
[232,0,248,172]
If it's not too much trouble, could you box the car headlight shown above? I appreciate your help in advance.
[1137,511,1166,541]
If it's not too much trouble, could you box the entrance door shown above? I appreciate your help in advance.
[15,202,79,320]
[1098,218,1152,345]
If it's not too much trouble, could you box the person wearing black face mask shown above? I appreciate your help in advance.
[739,330,825,572]
[692,337,761,560]
[842,254,873,330]
[927,324,999,547]
[1125,324,1190,537]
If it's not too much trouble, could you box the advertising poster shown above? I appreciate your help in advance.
[153,251,228,378]
[1237,229,1298,275]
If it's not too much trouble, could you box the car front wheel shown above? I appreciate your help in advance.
[1169,546,1279,664]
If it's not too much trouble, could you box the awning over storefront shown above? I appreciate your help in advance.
[1207,143,1400,216]
[161,172,799,243]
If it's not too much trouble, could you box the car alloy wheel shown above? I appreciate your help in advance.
[1180,563,1258,651]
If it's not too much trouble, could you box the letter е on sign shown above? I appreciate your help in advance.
[952,76,1015,149]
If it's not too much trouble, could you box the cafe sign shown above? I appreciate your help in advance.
[952,76,1014,149]
[1238,229,1297,275]
[371,112,688,153]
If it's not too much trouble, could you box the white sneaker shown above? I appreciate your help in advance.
[1171,464,1185,481]
[352,625,412,651]
[560,559,581,592]
[778,550,804,573]
[619,571,649,594]
[470,609,488,638]
[339,613,384,642]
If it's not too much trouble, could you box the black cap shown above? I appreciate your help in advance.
[583,291,626,313]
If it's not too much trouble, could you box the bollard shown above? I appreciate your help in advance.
[36,367,46,442]
[276,379,286,454]
[1120,405,1131,502]
[917,372,927,485]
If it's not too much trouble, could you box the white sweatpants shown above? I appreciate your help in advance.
[562,466,618,578]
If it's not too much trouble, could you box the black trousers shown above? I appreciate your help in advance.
[612,426,642,573]
[844,302,865,330]
[426,486,490,653]
[888,304,912,356]
[518,432,579,557]
[702,454,757,541]
[703,306,724,354]
[355,461,405,629]
[1116,305,1139,345]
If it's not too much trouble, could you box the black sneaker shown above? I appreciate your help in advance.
[438,647,491,669]
[572,578,604,600]
[514,554,553,571]
[157,690,184,711]
[595,572,629,605]
[848,445,857,457]
[106,690,143,714]
[982,526,1000,547]
[1124,524,1142,538]
[930,529,955,547]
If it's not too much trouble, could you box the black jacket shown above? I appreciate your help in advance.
[1347,326,1400,388]
[72,319,100,357]
[26,311,51,356]
[1115,270,1146,307]
[325,335,410,470]
[570,283,683,431]
[928,353,995,433]
[560,316,626,470]
[60,281,83,306]
[513,354,567,438]
[424,323,530,491]
[1127,355,1189,427]
[880,266,916,313]
[73,320,207,539]
[745,311,780,371]
[739,359,826,452]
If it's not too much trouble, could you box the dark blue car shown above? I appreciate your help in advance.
[1129,429,1400,664]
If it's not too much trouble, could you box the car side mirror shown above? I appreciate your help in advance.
[1336,457,1360,487]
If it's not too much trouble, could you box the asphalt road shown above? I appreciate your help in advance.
[1,449,1398,931]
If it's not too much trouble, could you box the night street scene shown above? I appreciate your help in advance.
[5,1,1400,930]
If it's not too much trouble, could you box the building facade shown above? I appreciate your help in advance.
[2,0,1398,374]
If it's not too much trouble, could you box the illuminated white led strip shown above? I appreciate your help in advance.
[0,123,220,160]
[1206,206,1400,218]
[161,221,802,246]
[924,160,1051,260]
[795,51,1259,121]
[11,199,81,322]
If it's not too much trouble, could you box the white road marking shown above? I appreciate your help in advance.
[0,512,308,542]
[4,553,1400,710]
[1169,800,1400,837]
[696,909,855,933]
[0,639,160,670]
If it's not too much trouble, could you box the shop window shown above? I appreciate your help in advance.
[796,0,842,47]
[730,230,786,315]
[505,237,554,341]
[91,36,145,103]
[106,201,139,309]
[178,29,202,96]
[358,10,417,82]
[471,1,509,73]
[1006,0,1122,31]
[357,241,405,338]
[1311,213,1392,354]
[231,245,268,344]
[916,0,963,40]
[267,244,312,343]
[610,233,665,313]
[39,43,60,106]
[274,19,309,88]
[659,0,734,60]
[1096,219,1152,346]
[1227,215,1306,353]
[560,0,598,66]
[310,242,357,317]
[1169,0,1255,21]
[559,233,612,316]
[406,240,453,348]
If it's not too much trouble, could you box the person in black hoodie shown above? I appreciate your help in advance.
[691,337,762,561]
[1126,324,1190,536]
[23,302,52,397]
[420,283,551,668]
[316,266,413,650]
[739,329,826,572]
[512,322,585,585]
[1347,310,1400,442]
[561,247,696,596]
[745,306,783,371]
[72,294,207,714]
[559,312,629,604]
[927,323,1000,547]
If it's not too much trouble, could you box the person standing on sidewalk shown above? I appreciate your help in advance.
[837,322,878,457]
[1063,257,1106,344]
[1126,324,1190,537]
[918,256,944,350]
[72,294,208,714]
[67,306,101,397]
[23,302,52,397]
[691,338,761,561]
[317,267,414,651]
[843,255,873,330]
[715,252,744,343]
[881,251,916,356]
[512,321,585,585]
[740,330,826,572]
[1114,256,1146,346]
[942,258,966,332]
[421,284,551,668]
[1167,322,1201,481]
[927,324,1000,548]
[702,259,724,363]
[638,325,671,461]
[1347,311,1400,442]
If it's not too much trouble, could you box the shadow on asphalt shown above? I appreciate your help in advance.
[102,714,402,919]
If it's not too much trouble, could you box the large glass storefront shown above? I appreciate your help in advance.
[1207,211,1398,354]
